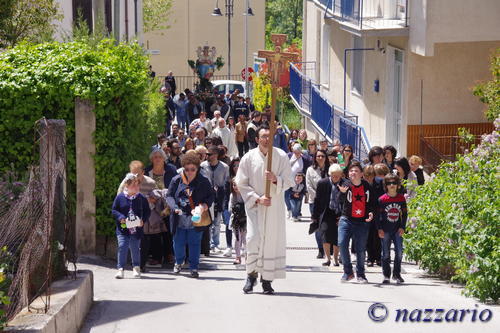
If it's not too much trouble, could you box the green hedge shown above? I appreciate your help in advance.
[405,120,500,303]
[0,40,164,236]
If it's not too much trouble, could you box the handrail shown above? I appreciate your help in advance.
[289,62,371,160]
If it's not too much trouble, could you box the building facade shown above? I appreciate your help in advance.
[296,0,500,158]
[54,0,143,43]
[143,0,266,79]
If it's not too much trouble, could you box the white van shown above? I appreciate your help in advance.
[211,80,246,98]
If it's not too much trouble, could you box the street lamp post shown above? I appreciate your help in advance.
[212,0,254,84]
[244,0,254,97]
[212,0,234,80]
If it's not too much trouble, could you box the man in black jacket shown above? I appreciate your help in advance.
[246,111,262,149]
[187,95,203,123]
[162,88,176,136]
[165,71,176,96]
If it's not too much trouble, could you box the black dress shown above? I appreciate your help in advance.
[312,178,344,246]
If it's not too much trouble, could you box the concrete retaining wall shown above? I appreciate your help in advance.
[6,270,93,333]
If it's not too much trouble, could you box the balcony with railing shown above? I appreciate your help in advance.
[290,62,371,162]
[316,0,409,35]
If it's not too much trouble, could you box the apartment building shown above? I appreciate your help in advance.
[293,0,500,159]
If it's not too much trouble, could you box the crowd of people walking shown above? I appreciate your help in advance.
[111,80,429,293]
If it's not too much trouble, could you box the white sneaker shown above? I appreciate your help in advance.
[115,268,124,279]
[211,247,222,254]
[223,247,232,257]
[287,210,292,219]
[132,266,141,279]
[173,264,182,274]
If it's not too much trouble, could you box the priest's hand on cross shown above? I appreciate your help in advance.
[257,196,272,207]
[265,170,277,183]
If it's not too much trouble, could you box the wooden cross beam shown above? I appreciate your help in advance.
[257,34,299,197]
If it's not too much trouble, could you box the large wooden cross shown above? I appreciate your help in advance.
[258,34,299,197]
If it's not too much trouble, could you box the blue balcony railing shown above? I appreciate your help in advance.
[320,0,409,30]
[290,63,371,162]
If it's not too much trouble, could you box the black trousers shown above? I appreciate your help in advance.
[201,227,211,256]
[140,231,174,268]
[237,140,249,157]
[366,223,381,263]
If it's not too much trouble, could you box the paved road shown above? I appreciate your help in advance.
[79,212,499,333]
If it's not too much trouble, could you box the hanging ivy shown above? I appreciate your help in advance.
[0,40,164,236]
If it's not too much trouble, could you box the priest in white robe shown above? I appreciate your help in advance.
[212,118,238,159]
[235,124,293,294]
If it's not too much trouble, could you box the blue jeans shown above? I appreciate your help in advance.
[284,188,292,212]
[173,228,203,270]
[381,230,403,277]
[177,115,187,131]
[338,216,370,276]
[290,197,303,218]
[210,212,222,248]
[116,231,142,269]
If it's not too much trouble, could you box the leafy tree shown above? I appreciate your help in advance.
[143,0,173,34]
[0,0,60,48]
[474,49,500,122]
[0,0,15,40]
[265,0,303,49]
[65,9,110,48]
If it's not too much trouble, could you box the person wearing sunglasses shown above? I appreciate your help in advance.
[306,140,318,159]
[165,152,215,278]
[377,173,407,284]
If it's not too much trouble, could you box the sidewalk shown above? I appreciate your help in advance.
[79,208,499,333]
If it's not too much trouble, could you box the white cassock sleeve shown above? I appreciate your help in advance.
[234,152,261,208]
[272,149,294,195]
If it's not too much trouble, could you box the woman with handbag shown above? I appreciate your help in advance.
[112,173,151,279]
[165,152,215,278]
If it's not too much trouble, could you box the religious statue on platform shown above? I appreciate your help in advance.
[188,45,224,92]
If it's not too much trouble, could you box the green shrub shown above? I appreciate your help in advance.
[0,40,164,236]
[279,87,302,130]
[405,119,500,302]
